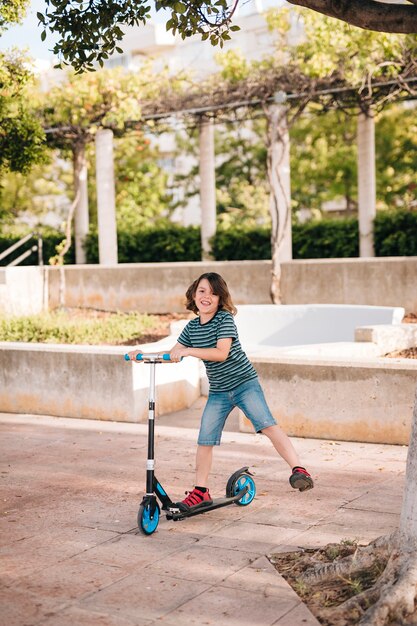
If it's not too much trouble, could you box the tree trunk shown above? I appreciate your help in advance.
[286,0,417,34]
[265,103,292,304]
[281,386,417,625]
[357,110,376,257]
[399,386,417,542]
[95,128,118,265]
[73,141,89,264]
[199,116,216,261]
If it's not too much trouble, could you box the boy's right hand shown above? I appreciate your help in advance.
[126,349,143,361]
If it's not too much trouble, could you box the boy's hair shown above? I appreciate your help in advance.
[185,272,237,316]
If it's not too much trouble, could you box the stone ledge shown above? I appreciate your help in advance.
[355,323,417,354]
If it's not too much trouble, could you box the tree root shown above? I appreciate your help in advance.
[302,532,395,585]
[298,532,417,625]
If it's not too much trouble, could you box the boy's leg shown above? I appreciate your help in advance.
[261,425,299,469]
[262,426,314,491]
[195,444,214,487]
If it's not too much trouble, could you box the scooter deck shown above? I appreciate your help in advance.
[165,487,249,521]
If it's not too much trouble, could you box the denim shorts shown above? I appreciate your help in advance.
[198,378,277,446]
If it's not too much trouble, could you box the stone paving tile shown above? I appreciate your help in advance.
[0,586,67,626]
[146,542,261,584]
[197,521,301,554]
[40,606,146,626]
[12,559,129,603]
[220,555,295,596]
[79,571,210,622]
[73,528,199,570]
[156,583,300,626]
[273,601,321,625]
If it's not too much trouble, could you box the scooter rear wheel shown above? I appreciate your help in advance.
[138,501,160,535]
[226,472,256,506]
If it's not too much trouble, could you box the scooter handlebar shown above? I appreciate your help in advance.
[124,352,177,362]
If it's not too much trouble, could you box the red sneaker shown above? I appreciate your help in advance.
[289,467,314,492]
[175,487,213,512]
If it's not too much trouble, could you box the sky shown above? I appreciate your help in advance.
[0,0,59,62]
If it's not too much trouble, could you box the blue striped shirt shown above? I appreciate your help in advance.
[178,309,258,392]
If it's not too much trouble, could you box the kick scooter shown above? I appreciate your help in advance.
[124,352,257,536]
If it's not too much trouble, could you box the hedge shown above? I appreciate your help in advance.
[0,210,415,265]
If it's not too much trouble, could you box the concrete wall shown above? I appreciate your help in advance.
[280,257,417,313]
[45,256,417,314]
[46,261,273,313]
[0,267,47,316]
[1,257,416,315]
[0,341,201,423]
[1,339,415,444]
[240,357,417,445]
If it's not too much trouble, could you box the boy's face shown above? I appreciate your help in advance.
[194,278,220,317]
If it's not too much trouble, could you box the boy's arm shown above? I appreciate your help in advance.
[170,338,232,363]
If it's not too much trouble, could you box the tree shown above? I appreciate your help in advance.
[36,0,417,73]
[0,1,47,177]
[286,0,417,34]
[0,52,46,176]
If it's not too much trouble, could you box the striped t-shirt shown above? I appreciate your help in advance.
[177,309,258,392]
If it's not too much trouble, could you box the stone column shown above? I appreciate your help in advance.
[74,142,89,264]
[357,110,376,257]
[95,129,118,265]
[199,116,216,261]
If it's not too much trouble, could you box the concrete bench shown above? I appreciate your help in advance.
[234,304,405,350]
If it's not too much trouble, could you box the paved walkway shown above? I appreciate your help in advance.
[0,405,407,626]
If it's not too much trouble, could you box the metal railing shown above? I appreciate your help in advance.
[0,232,43,267]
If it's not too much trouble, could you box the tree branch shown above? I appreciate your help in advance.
[286,0,417,34]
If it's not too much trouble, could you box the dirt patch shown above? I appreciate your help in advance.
[270,542,372,626]
[269,543,417,626]
[383,312,417,359]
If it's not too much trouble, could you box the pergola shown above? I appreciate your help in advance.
[45,60,417,300]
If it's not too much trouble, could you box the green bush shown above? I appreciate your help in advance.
[374,210,417,256]
[211,226,271,260]
[2,209,415,265]
[85,225,201,263]
[293,218,359,259]
[0,310,160,344]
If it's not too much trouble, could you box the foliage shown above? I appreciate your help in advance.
[293,218,359,258]
[266,8,417,110]
[113,134,176,230]
[375,104,417,211]
[84,224,201,263]
[0,155,72,225]
[211,225,271,260]
[1,211,416,265]
[290,109,357,213]
[0,51,47,175]
[0,309,158,344]
[38,0,240,72]
[0,0,29,33]
[41,67,154,146]
[36,0,417,73]
[0,227,75,266]
[290,103,417,215]
[374,210,417,256]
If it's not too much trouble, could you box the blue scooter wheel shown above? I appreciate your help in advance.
[229,473,256,506]
[138,502,160,535]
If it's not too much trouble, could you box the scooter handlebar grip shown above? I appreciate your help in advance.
[124,353,143,361]
[162,353,171,360]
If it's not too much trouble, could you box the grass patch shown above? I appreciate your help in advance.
[0,309,173,345]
